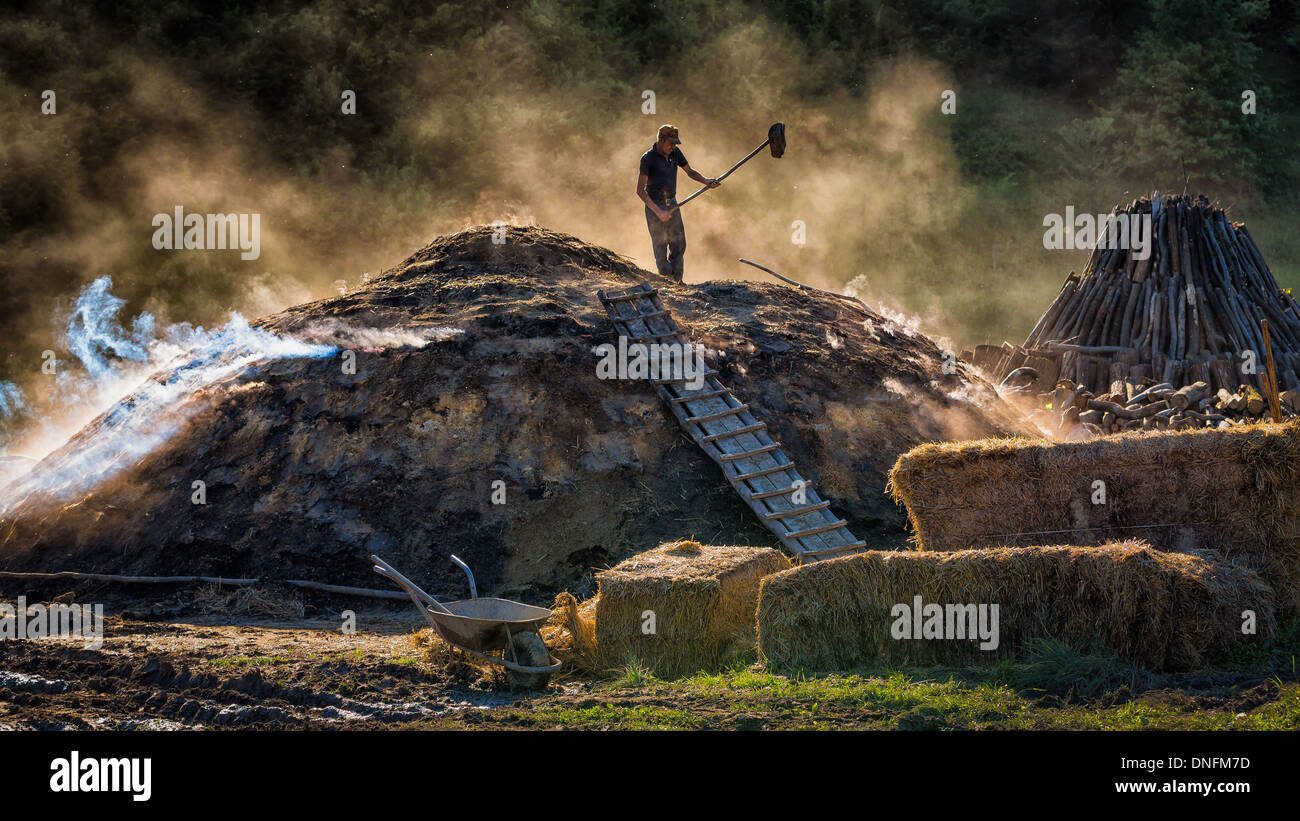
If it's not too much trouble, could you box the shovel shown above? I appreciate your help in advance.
[668,122,785,213]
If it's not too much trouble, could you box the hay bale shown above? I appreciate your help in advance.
[757,542,1275,671]
[594,540,789,678]
[886,421,1300,613]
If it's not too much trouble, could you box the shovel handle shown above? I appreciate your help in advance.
[669,138,770,213]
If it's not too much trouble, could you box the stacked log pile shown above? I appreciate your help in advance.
[1007,375,1300,438]
[969,194,1300,402]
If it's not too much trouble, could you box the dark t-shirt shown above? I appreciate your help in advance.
[639,145,688,206]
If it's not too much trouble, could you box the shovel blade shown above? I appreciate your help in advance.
[768,122,786,158]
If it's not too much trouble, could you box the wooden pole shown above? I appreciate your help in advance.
[0,570,420,601]
[0,571,258,584]
[284,580,414,601]
[1262,319,1283,422]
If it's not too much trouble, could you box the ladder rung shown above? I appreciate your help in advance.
[764,501,831,519]
[745,483,801,501]
[719,443,782,461]
[699,422,765,443]
[625,330,681,342]
[670,389,730,404]
[601,288,658,303]
[784,520,849,540]
[731,462,797,482]
[651,369,718,385]
[628,308,670,320]
[799,541,868,559]
[683,404,749,424]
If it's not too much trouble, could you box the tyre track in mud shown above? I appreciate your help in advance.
[0,619,522,730]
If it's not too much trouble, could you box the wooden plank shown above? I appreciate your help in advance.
[671,388,729,404]
[764,501,832,519]
[745,485,805,501]
[601,287,659,302]
[730,463,798,482]
[651,371,718,385]
[699,422,767,443]
[800,540,868,559]
[626,330,683,342]
[683,404,750,424]
[785,519,849,539]
[718,443,783,461]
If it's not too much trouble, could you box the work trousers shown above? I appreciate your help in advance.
[644,203,687,282]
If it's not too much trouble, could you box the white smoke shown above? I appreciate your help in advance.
[64,277,157,378]
[0,382,24,422]
[845,274,955,352]
[296,318,463,350]
[0,277,336,510]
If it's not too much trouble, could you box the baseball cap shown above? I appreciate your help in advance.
[657,124,682,144]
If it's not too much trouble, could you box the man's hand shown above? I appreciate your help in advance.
[656,207,674,222]
[704,178,721,188]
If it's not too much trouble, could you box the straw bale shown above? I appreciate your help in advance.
[757,542,1275,671]
[593,539,789,678]
[886,422,1300,613]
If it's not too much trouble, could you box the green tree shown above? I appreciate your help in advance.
[1097,0,1268,187]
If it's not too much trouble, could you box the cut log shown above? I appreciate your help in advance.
[1086,397,1170,420]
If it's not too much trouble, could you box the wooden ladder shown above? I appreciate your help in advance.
[597,281,866,562]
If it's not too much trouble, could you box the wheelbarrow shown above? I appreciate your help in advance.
[370,554,561,689]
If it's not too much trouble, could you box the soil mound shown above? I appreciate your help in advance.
[0,226,1029,598]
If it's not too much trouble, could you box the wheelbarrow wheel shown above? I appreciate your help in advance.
[505,631,551,690]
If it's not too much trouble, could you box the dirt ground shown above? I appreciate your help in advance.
[0,605,912,730]
[0,597,542,730]
[2,591,1294,731]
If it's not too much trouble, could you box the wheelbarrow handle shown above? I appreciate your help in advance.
[370,554,453,615]
[449,554,477,599]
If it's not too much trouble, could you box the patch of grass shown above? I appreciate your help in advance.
[994,638,1141,698]
[532,656,1300,730]
[528,704,702,730]
[422,634,1300,730]
[1213,616,1300,673]
[660,667,1024,727]
[613,657,659,688]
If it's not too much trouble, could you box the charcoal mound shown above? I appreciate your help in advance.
[0,226,1029,598]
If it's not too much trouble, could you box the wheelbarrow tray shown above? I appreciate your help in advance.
[429,598,552,653]
[424,599,561,674]
[368,555,561,675]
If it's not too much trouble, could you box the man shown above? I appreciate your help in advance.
[637,124,720,282]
